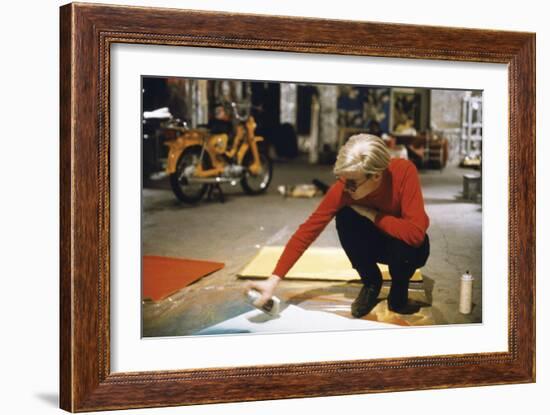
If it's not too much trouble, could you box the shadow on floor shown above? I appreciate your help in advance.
[284,283,359,304]
[422,274,435,305]
[283,282,431,320]
[424,197,469,205]
[35,392,58,407]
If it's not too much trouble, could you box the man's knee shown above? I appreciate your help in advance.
[335,206,357,224]
[336,206,378,230]
[335,207,360,234]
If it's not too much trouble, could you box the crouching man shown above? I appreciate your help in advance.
[246,134,430,317]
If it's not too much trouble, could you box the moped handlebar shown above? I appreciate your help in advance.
[231,101,250,122]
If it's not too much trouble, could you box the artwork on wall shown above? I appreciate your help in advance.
[390,88,430,135]
[337,86,391,134]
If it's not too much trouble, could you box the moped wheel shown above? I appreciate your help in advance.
[241,152,273,195]
[170,146,210,203]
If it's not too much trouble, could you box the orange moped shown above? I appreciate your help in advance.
[155,102,273,203]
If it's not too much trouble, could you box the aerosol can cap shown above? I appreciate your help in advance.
[246,289,281,316]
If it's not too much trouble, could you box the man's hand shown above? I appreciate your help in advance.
[243,274,281,308]
[350,204,378,222]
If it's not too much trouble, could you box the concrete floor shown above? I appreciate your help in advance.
[141,158,482,337]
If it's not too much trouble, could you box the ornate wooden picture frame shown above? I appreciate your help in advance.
[60,2,535,412]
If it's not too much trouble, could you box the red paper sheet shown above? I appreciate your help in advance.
[142,255,224,302]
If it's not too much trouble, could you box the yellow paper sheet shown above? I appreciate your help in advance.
[238,246,422,282]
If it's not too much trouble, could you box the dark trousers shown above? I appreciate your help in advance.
[335,206,430,308]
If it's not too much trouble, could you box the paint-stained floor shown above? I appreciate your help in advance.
[141,158,482,337]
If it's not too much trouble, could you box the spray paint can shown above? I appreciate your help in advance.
[459,270,474,314]
[246,289,281,316]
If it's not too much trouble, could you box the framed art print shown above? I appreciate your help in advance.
[60,2,535,412]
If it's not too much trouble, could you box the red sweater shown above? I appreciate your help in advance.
[272,158,429,278]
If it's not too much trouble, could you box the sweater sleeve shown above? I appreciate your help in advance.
[374,163,429,247]
[272,180,346,278]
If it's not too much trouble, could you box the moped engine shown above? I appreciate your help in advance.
[223,163,245,178]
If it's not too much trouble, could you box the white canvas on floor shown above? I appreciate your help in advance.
[195,304,399,335]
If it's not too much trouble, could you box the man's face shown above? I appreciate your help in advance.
[339,171,383,200]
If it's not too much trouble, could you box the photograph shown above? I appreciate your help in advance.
[140,77,483,337]
[54,2,536,411]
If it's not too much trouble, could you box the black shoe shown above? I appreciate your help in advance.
[387,299,421,315]
[351,285,380,318]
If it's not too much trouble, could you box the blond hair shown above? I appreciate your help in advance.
[333,134,391,177]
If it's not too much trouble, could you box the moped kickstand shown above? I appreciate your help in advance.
[206,183,225,203]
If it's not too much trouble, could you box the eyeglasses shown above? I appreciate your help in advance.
[339,176,369,192]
